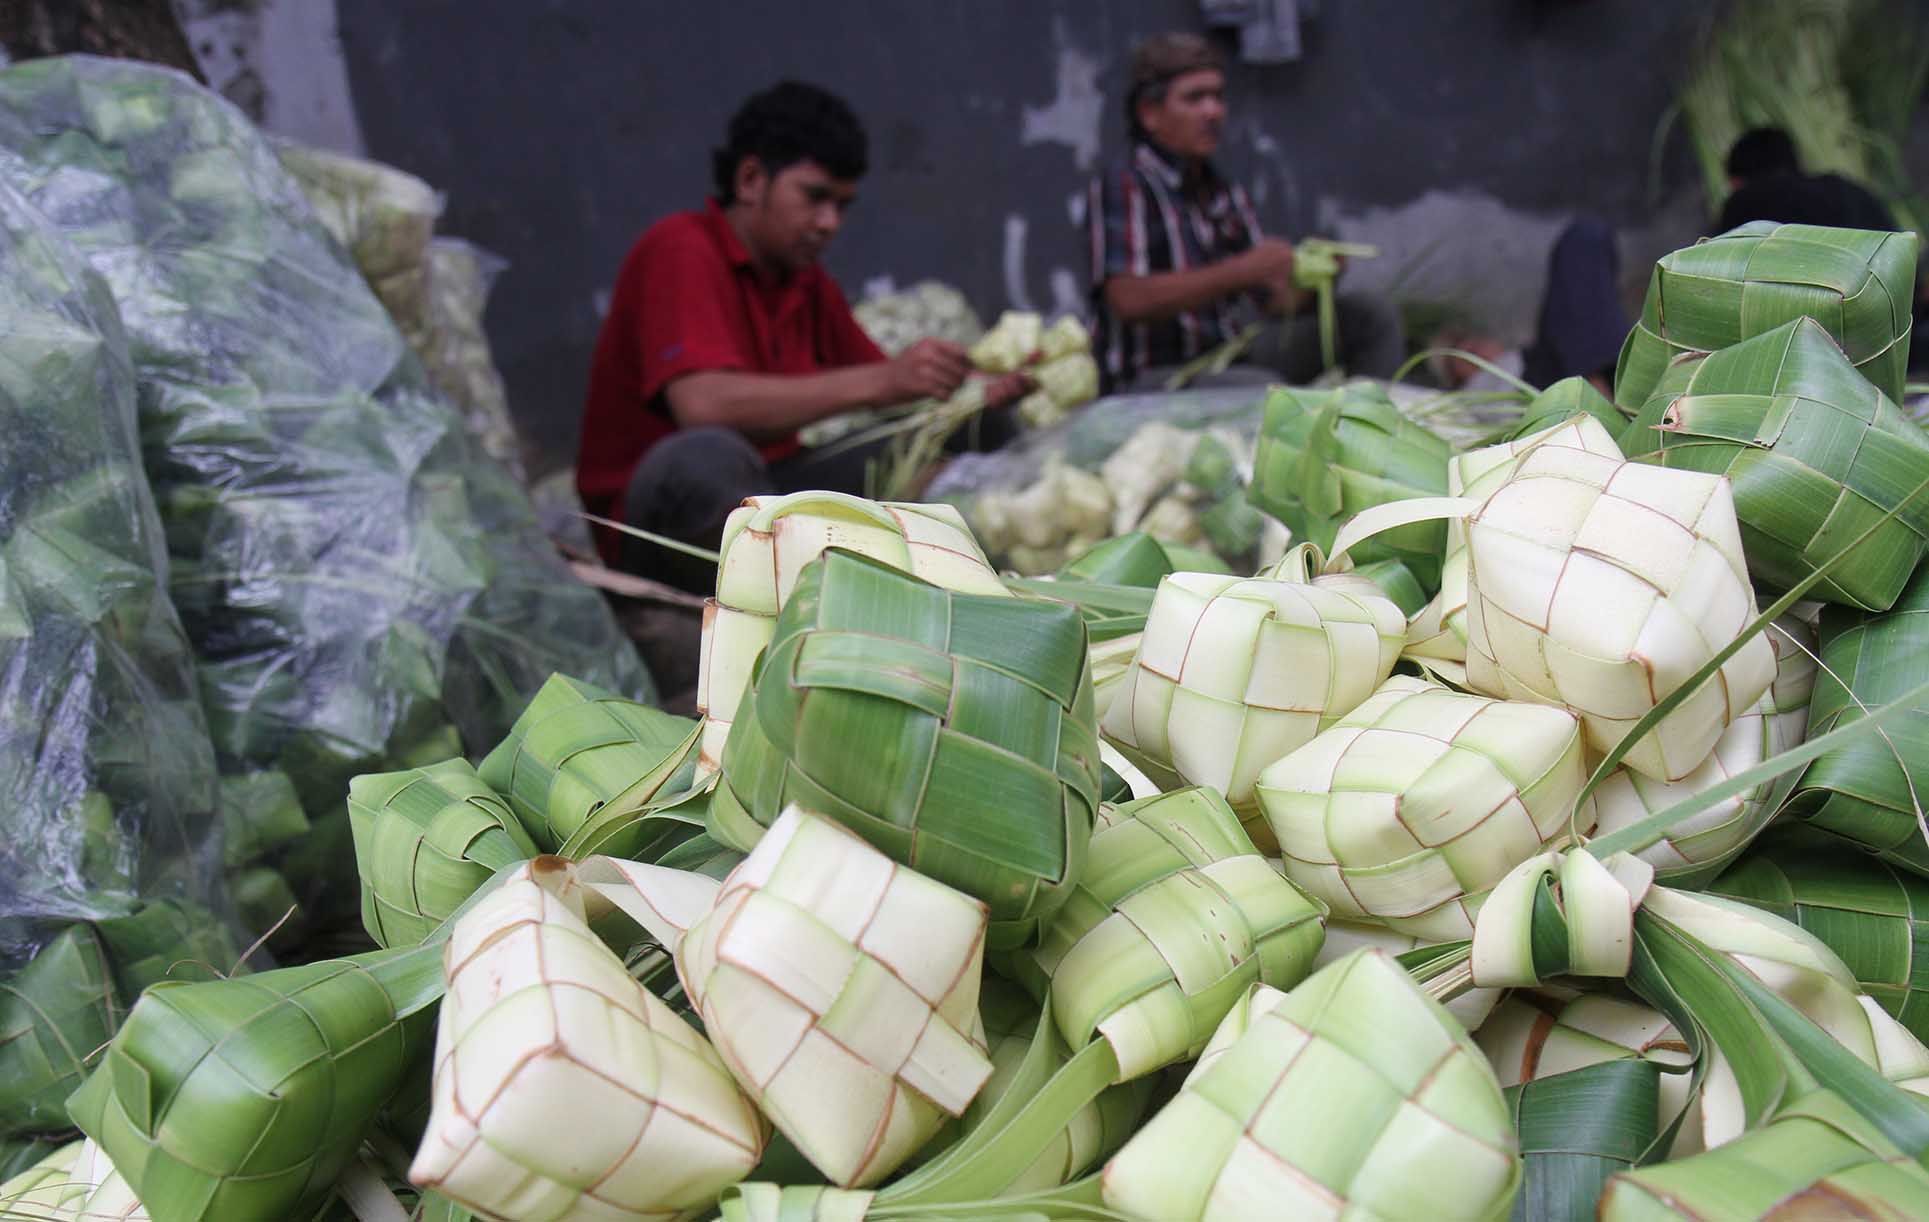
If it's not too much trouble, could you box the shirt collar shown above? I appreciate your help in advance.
[1133,138,1222,195]
[702,196,821,295]
[703,197,755,272]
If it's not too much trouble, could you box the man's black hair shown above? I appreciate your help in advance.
[711,81,868,204]
[1726,127,1801,182]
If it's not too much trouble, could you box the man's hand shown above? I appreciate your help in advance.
[882,338,973,403]
[1239,237,1309,316]
[980,371,1034,409]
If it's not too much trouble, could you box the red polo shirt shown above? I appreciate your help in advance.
[575,199,886,542]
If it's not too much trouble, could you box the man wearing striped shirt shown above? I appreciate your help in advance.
[1085,33,1404,392]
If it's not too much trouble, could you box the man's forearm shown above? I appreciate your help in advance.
[1105,260,1258,323]
[665,365,896,439]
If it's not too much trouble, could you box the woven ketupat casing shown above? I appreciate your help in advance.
[1613,221,1918,414]
[697,492,1009,772]
[1787,567,1929,877]
[675,808,993,1188]
[1627,317,1929,612]
[1257,676,1593,942]
[410,867,765,1220]
[1599,1090,1929,1218]
[1711,824,1929,1045]
[0,925,119,1139]
[476,673,694,852]
[711,548,1100,950]
[1100,570,1405,845]
[1248,382,1453,589]
[1407,413,1626,666]
[66,951,435,1220]
[347,757,537,949]
[1007,787,1327,1081]
[1102,951,1520,1220]
[1463,441,1776,781]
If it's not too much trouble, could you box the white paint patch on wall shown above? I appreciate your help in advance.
[1019,19,1105,172]
[177,0,366,154]
[1319,188,1569,344]
[1002,213,1034,312]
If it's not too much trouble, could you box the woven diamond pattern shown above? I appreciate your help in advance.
[1258,676,1592,942]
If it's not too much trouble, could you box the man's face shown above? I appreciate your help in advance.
[735,158,858,274]
[1138,68,1227,160]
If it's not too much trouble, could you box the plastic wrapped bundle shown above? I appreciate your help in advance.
[0,58,652,931]
[0,171,226,973]
[419,238,522,479]
[274,137,442,346]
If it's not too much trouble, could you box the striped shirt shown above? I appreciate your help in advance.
[1084,140,1265,389]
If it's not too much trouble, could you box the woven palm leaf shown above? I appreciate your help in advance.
[1315,920,1501,1030]
[1641,887,1929,1098]
[1005,787,1327,1082]
[0,1138,147,1221]
[0,925,119,1139]
[1102,952,1521,1220]
[91,900,238,998]
[1462,437,1777,781]
[1590,611,1815,885]
[1346,558,1428,618]
[698,491,1009,772]
[1600,1089,1929,1219]
[1256,675,1594,942]
[967,980,1153,1194]
[1477,990,1694,1139]
[1613,221,1918,414]
[476,674,697,856]
[710,548,1100,949]
[1056,532,1174,588]
[666,807,994,1188]
[348,757,538,949]
[1711,823,1929,1044]
[1592,705,1780,885]
[1627,317,1929,611]
[1100,562,1405,849]
[1407,414,1625,668]
[0,1134,66,1184]
[1498,374,1630,444]
[66,944,442,1220]
[409,864,765,1221]
[1249,382,1454,588]
[1786,565,1929,874]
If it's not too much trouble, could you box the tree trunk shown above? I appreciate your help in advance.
[0,0,205,83]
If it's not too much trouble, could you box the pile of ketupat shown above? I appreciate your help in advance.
[10,203,1929,1219]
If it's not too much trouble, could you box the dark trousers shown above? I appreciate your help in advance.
[620,411,1017,593]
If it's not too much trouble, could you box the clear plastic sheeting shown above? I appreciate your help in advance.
[419,238,523,480]
[0,176,223,966]
[925,386,1271,573]
[274,136,443,349]
[0,57,652,925]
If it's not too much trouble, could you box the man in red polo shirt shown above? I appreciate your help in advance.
[578,80,1028,588]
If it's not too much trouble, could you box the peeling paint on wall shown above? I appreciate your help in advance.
[177,0,366,154]
[1020,19,1106,172]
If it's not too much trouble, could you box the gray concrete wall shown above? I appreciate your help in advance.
[265,0,1719,474]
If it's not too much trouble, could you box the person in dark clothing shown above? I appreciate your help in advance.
[1082,33,1404,393]
[576,81,1029,590]
[1433,216,1630,397]
[1717,126,1897,233]
[1520,217,1630,391]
